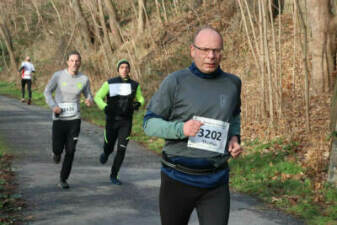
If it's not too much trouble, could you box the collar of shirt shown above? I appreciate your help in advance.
[188,62,222,79]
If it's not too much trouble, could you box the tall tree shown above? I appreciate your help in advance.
[98,0,113,53]
[307,0,331,95]
[137,0,146,34]
[103,0,123,46]
[72,0,94,48]
[328,80,337,184]
[0,14,17,70]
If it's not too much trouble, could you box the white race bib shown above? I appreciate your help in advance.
[58,103,78,118]
[109,83,131,97]
[187,116,229,154]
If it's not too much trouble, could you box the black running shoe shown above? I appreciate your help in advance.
[99,152,108,164]
[59,180,70,189]
[110,177,122,185]
[53,154,61,164]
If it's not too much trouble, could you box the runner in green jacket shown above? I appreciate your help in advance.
[95,59,144,185]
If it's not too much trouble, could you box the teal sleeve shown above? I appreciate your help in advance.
[228,114,241,138]
[94,81,109,110]
[135,85,145,106]
[144,117,186,139]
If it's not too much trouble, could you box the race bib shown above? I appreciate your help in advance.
[109,83,131,97]
[58,103,78,118]
[187,116,229,154]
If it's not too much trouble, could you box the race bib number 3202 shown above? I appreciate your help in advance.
[187,116,229,154]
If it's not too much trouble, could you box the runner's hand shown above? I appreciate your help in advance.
[133,102,141,111]
[228,137,243,158]
[85,98,92,107]
[53,106,62,114]
[104,106,110,115]
[183,119,203,137]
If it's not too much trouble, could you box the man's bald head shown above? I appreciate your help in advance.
[192,26,223,49]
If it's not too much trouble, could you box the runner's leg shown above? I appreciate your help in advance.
[52,120,66,156]
[110,120,132,178]
[21,79,26,99]
[27,79,32,100]
[196,183,230,225]
[103,121,118,156]
[60,119,81,181]
[160,172,197,225]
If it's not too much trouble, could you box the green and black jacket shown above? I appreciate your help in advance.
[94,76,144,120]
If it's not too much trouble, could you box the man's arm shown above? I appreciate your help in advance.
[135,85,145,106]
[143,111,203,139]
[143,114,185,139]
[228,114,241,143]
[82,78,93,107]
[94,81,109,110]
[228,84,242,157]
[43,73,58,109]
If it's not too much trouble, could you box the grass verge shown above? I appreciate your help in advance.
[230,138,337,225]
[0,137,25,225]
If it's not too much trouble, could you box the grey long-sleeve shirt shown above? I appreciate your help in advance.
[44,69,93,120]
[144,66,241,160]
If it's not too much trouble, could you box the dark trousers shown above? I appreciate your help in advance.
[21,79,32,99]
[52,119,81,181]
[104,119,132,178]
[160,172,230,225]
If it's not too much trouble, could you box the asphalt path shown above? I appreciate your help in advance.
[0,95,306,225]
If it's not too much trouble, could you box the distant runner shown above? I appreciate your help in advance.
[44,50,93,189]
[144,26,243,225]
[18,56,35,105]
[94,59,144,185]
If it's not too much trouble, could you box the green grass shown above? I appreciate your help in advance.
[230,139,337,225]
[1,80,337,225]
[0,81,47,107]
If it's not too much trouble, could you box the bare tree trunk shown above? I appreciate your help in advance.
[259,0,267,118]
[20,15,30,32]
[268,0,280,120]
[262,0,275,127]
[327,0,337,90]
[137,0,146,34]
[0,41,9,70]
[103,0,123,46]
[296,0,311,131]
[50,0,64,30]
[161,0,168,23]
[292,0,297,92]
[98,0,113,55]
[307,0,330,95]
[72,0,94,48]
[31,0,43,26]
[328,79,337,185]
[238,0,267,118]
[0,15,17,70]
[173,0,179,14]
[277,0,283,116]
[155,0,163,24]
[86,1,110,70]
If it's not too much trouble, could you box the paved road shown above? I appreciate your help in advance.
[0,95,305,225]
